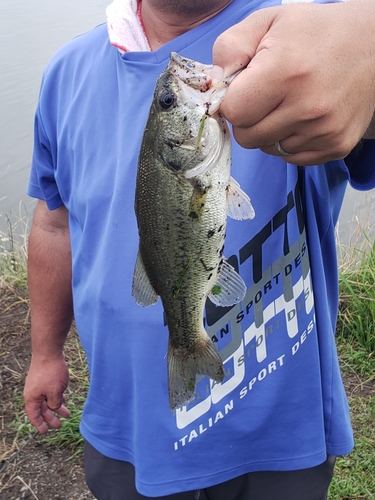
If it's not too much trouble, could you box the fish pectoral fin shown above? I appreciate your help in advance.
[132,251,159,307]
[227,176,255,220]
[168,336,224,410]
[208,258,246,307]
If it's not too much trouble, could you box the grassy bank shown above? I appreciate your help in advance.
[1,217,374,499]
[330,238,375,499]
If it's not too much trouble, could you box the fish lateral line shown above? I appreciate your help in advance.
[172,255,193,298]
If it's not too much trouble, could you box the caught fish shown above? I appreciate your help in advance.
[133,52,255,410]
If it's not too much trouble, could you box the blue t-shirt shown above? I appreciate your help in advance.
[28,0,375,495]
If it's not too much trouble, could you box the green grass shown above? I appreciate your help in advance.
[338,238,375,355]
[0,213,28,288]
[329,391,375,500]
[331,235,375,499]
[329,347,375,499]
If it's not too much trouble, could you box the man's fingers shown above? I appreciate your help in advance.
[40,400,68,428]
[44,390,67,413]
[221,67,281,129]
[212,8,275,77]
[213,35,251,77]
[40,400,61,428]
[25,397,70,434]
[25,399,51,434]
[49,402,71,419]
[214,15,288,130]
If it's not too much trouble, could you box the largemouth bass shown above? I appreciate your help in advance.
[133,52,255,410]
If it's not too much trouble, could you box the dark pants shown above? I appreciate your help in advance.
[84,440,335,500]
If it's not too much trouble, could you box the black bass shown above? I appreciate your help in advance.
[133,52,254,410]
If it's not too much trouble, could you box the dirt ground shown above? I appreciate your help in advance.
[1,283,374,500]
[0,285,94,500]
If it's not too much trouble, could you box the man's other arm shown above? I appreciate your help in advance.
[24,200,73,434]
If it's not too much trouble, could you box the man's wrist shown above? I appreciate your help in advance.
[30,349,65,363]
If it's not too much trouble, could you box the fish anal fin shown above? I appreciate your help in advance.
[168,336,224,410]
[208,258,246,307]
[227,176,255,220]
[132,251,159,307]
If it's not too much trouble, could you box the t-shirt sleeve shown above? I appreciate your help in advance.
[344,139,375,191]
[27,89,64,211]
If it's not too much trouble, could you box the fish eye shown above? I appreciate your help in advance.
[158,91,176,110]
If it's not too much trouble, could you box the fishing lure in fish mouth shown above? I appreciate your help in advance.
[133,52,255,410]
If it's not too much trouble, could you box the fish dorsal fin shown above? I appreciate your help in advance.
[208,258,246,307]
[227,176,255,220]
[132,251,159,306]
[184,117,224,179]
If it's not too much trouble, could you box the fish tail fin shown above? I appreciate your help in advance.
[168,336,224,410]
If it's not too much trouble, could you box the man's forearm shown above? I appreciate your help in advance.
[28,201,73,359]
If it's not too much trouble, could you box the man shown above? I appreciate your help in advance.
[23,0,375,498]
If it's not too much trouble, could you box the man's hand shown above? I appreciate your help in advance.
[213,0,375,165]
[23,354,70,434]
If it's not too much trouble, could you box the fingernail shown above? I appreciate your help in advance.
[210,65,224,80]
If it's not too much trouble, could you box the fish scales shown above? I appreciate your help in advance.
[137,144,228,336]
[133,53,254,409]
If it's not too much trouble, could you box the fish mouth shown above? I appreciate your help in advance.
[168,52,230,115]
[169,52,214,91]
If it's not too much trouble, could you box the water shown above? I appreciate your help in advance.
[0,0,107,223]
[338,185,375,245]
[1,0,374,243]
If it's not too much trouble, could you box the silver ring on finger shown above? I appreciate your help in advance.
[275,141,292,156]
